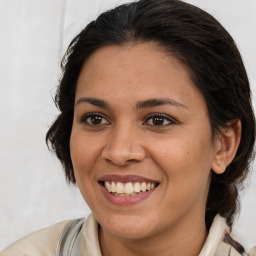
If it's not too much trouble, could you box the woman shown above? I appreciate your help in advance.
[1,0,255,255]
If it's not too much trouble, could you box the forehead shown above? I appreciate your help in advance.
[75,43,205,110]
[78,43,188,82]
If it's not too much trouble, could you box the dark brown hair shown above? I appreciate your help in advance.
[46,0,255,228]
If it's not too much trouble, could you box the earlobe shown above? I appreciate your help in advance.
[211,120,241,174]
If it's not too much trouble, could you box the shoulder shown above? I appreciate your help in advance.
[200,215,255,256]
[216,234,256,256]
[216,233,248,256]
[1,220,70,256]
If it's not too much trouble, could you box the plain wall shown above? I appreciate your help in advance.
[0,0,255,250]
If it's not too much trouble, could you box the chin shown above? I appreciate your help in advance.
[98,212,158,240]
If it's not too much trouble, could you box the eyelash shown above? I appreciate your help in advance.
[143,113,176,126]
[80,112,110,126]
[80,112,176,127]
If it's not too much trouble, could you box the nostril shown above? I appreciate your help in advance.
[102,147,146,166]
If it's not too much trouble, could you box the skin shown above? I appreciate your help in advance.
[70,43,239,256]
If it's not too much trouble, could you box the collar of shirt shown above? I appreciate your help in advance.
[80,213,243,256]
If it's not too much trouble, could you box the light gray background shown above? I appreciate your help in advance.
[0,0,255,251]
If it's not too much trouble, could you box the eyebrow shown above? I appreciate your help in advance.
[136,98,188,110]
[75,97,187,110]
[76,97,110,108]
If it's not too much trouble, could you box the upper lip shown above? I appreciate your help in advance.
[98,174,160,183]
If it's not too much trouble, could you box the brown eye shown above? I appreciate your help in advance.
[144,113,175,126]
[81,113,109,126]
[90,115,103,125]
[152,116,164,125]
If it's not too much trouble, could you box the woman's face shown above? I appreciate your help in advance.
[70,43,218,240]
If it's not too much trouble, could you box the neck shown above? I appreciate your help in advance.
[99,213,208,256]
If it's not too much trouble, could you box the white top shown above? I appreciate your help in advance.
[1,214,255,256]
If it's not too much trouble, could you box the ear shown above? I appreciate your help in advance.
[211,120,241,174]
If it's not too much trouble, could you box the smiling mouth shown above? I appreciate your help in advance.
[101,181,159,196]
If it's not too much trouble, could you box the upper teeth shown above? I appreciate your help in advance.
[104,181,157,195]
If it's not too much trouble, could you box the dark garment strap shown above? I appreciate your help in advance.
[224,233,248,256]
[56,218,85,256]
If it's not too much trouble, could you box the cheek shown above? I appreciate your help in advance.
[70,130,102,173]
[147,128,214,186]
[70,130,102,206]
[70,133,95,196]
[154,135,212,210]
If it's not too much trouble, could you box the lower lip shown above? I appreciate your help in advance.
[100,185,156,206]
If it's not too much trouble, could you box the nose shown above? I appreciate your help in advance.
[101,124,146,166]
